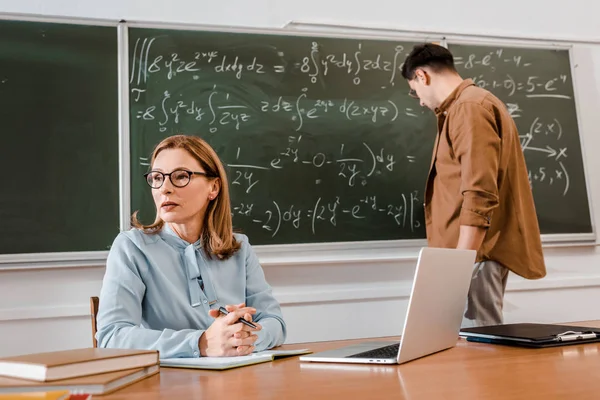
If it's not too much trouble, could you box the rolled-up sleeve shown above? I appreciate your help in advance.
[449,102,501,228]
[242,238,287,351]
[96,233,204,359]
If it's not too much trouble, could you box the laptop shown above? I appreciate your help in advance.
[299,247,476,365]
[460,323,600,348]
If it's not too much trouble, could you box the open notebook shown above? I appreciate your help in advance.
[160,349,311,371]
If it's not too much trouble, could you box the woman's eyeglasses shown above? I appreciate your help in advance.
[144,169,214,189]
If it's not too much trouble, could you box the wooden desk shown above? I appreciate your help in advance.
[105,321,600,399]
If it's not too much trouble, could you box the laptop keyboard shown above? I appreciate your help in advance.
[346,343,400,359]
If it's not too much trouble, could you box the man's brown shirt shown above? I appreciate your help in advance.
[424,79,546,279]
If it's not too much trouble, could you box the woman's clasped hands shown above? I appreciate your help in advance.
[199,303,262,357]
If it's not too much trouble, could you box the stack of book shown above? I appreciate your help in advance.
[0,348,159,399]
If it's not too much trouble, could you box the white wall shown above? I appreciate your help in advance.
[0,0,599,357]
[2,0,600,42]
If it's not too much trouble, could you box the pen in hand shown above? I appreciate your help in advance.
[218,306,258,329]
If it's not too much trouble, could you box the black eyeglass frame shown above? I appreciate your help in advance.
[143,169,215,189]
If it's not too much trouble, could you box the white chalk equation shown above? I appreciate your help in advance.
[527,164,570,196]
[231,191,422,237]
[454,49,529,70]
[471,74,571,98]
[452,47,573,99]
[138,134,414,195]
[133,85,422,134]
[296,41,407,86]
[267,137,401,188]
[130,37,411,87]
[260,89,404,131]
[135,86,252,134]
[520,115,570,196]
[129,37,273,83]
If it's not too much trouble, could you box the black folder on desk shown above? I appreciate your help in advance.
[460,323,600,348]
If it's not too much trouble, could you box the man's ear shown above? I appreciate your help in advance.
[415,68,430,85]
[422,69,432,85]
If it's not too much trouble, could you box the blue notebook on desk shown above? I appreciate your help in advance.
[460,323,600,348]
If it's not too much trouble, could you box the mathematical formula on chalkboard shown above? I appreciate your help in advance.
[129,29,591,244]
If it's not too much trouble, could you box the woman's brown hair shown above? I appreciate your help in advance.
[131,134,241,259]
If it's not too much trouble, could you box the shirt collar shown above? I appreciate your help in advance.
[434,78,476,116]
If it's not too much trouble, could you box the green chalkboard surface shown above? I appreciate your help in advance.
[128,28,593,246]
[0,20,593,258]
[129,28,436,245]
[449,44,592,235]
[0,19,119,254]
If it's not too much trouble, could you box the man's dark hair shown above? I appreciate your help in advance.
[400,43,457,80]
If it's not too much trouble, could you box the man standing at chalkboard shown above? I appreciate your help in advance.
[401,44,546,327]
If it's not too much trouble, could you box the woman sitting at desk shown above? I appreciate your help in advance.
[96,134,286,358]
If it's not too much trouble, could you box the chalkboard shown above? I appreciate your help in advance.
[0,19,119,255]
[129,28,437,245]
[128,27,594,246]
[448,44,592,235]
[0,21,593,259]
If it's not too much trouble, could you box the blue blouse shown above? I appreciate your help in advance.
[96,225,286,358]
